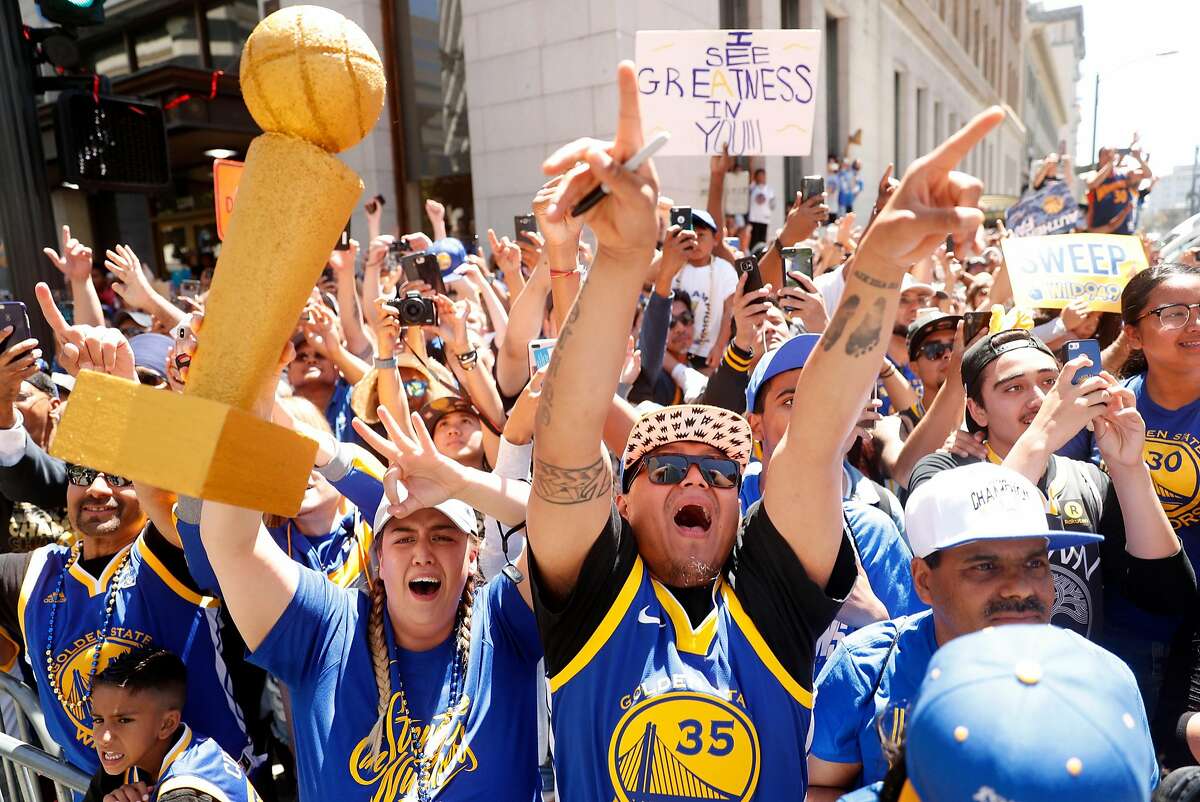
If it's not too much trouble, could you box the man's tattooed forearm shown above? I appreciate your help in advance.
[532,456,611,505]
[845,297,887,356]
[821,295,860,351]
[851,269,901,290]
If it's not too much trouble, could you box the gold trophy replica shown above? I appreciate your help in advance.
[51,5,386,516]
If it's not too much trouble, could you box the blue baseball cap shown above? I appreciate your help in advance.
[691,208,718,233]
[128,333,173,382]
[905,624,1157,802]
[745,334,820,413]
[427,237,466,273]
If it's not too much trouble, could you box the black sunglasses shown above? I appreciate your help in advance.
[625,454,740,492]
[66,464,132,488]
[671,313,694,328]
[918,341,954,361]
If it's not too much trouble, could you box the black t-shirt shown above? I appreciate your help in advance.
[530,501,857,688]
[910,451,1196,637]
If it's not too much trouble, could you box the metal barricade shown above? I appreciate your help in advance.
[0,672,90,801]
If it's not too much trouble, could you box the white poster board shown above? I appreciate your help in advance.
[635,29,822,157]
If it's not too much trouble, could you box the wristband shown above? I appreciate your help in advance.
[550,267,579,279]
[879,364,896,380]
[373,357,397,370]
[456,349,478,371]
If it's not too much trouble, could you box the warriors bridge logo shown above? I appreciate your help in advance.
[349,692,476,801]
[608,691,760,801]
[48,628,152,743]
[1144,430,1200,531]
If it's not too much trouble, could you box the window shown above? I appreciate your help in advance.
[826,15,840,157]
[893,71,905,170]
[206,1,258,72]
[916,87,927,153]
[720,0,750,28]
[934,100,944,142]
[134,15,203,70]
[781,0,800,29]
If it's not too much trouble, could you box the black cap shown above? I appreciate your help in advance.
[961,329,1057,400]
[906,311,962,362]
[1155,765,1200,802]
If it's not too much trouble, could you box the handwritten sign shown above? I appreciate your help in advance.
[1001,234,1147,313]
[1005,181,1081,237]
[635,29,821,156]
[212,158,244,241]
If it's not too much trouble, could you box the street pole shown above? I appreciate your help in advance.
[1090,72,1100,168]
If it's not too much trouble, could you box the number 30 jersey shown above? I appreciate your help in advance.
[531,504,854,802]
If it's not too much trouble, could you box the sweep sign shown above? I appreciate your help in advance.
[213,158,245,241]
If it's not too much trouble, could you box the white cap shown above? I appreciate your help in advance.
[371,493,478,539]
[901,273,935,296]
[905,463,1101,559]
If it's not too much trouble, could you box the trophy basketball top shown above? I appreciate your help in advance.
[240,5,386,153]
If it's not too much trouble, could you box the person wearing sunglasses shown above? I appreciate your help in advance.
[525,71,1010,801]
[905,310,962,417]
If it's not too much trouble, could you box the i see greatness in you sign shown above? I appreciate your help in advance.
[635,29,822,157]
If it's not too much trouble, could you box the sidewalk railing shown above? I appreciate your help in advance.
[0,672,90,801]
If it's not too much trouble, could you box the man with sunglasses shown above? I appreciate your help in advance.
[906,309,961,416]
[907,328,1193,642]
[0,295,256,778]
[526,63,1008,800]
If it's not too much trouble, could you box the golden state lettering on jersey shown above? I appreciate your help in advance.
[1144,429,1200,530]
[348,692,477,801]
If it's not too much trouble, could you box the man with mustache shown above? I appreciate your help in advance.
[807,463,1103,798]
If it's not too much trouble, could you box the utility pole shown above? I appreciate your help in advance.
[1189,145,1200,217]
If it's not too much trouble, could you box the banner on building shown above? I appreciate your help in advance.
[1001,233,1147,313]
[213,158,244,241]
[635,29,821,156]
[1005,181,1082,237]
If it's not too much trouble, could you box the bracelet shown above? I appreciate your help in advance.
[879,365,896,380]
[373,356,397,369]
[550,268,579,279]
[456,349,478,371]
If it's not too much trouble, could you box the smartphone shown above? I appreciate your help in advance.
[179,279,201,298]
[669,206,693,231]
[365,194,385,215]
[0,302,31,353]
[399,252,445,294]
[335,220,351,251]
[1065,339,1103,385]
[735,256,764,296]
[528,338,556,374]
[514,214,538,241]
[962,311,991,344]
[945,235,956,256]
[389,236,411,256]
[781,246,814,282]
[801,175,825,202]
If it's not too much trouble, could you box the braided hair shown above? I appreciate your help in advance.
[365,534,482,760]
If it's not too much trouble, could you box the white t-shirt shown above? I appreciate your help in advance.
[672,257,739,358]
[815,263,847,316]
[748,183,775,224]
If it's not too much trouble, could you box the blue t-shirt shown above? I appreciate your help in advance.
[249,568,542,801]
[813,503,926,677]
[1089,170,1135,234]
[812,611,938,788]
[123,725,261,801]
[326,379,359,444]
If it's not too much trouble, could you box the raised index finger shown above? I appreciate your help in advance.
[926,106,1006,172]
[34,283,69,337]
[614,61,645,160]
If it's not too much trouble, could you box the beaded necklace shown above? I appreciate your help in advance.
[389,611,466,802]
[43,540,133,719]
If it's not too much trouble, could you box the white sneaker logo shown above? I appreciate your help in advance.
[638,606,665,627]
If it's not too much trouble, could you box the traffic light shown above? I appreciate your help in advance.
[55,91,171,192]
[37,0,105,28]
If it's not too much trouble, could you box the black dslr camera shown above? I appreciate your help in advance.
[393,290,438,327]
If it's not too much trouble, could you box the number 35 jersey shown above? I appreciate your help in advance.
[530,504,854,802]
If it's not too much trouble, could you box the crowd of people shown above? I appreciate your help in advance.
[1,56,1199,802]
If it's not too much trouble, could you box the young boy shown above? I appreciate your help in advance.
[84,648,260,802]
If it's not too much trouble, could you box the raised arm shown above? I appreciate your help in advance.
[528,62,660,596]
[42,225,104,327]
[764,107,1004,587]
[104,245,186,329]
[329,240,373,357]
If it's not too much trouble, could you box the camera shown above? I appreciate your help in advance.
[392,291,438,326]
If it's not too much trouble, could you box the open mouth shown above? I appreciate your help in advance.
[101,750,125,764]
[673,504,712,537]
[174,353,191,372]
[408,577,441,598]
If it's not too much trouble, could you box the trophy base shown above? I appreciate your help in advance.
[51,371,317,517]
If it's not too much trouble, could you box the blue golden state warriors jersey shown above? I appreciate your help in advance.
[549,555,816,802]
[17,534,251,774]
[126,725,261,802]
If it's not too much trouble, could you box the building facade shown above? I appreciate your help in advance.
[6,0,1084,296]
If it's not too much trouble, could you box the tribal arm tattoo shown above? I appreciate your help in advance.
[532,455,611,505]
